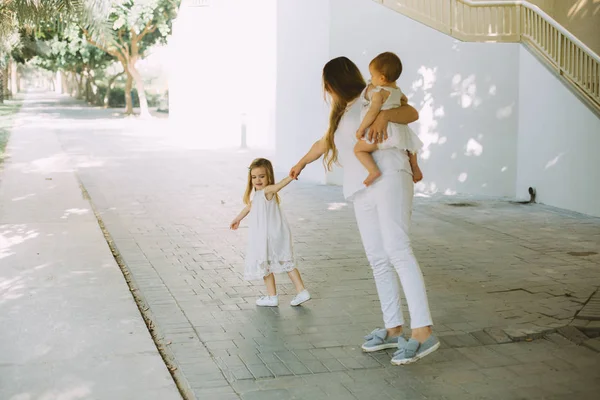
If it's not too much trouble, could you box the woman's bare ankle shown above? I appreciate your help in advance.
[387,326,403,337]
[411,326,432,343]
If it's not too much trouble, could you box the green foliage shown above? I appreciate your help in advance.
[0,100,22,163]
[96,85,140,107]
[31,25,112,73]
[0,1,113,63]
[91,0,180,60]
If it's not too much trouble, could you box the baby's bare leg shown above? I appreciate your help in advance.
[408,151,423,183]
[354,140,382,186]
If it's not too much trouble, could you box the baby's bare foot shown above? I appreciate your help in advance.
[363,171,382,186]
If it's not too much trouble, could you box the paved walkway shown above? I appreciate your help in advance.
[0,91,181,400]
[5,91,600,399]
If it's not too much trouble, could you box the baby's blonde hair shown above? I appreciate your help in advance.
[244,158,280,205]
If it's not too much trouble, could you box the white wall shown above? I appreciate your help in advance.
[170,0,600,216]
[328,0,520,197]
[274,0,331,182]
[169,0,276,149]
[516,46,600,217]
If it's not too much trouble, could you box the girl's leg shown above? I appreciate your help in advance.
[287,268,306,293]
[264,273,277,296]
[288,269,311,306]
[408,152,423,183]
[354,141,382,186]
[374,172,433,342]
[353,189,404,337]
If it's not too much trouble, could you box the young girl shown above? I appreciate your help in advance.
[355,52,424,186]
[230,158,311,307]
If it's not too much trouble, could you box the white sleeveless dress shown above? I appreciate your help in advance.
[360,84,423,154]
[244,190,295,281]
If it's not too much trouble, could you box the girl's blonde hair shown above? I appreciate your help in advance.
[243,158,280,205]
[322,57,366,170]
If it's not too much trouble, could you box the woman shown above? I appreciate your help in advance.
[289,57,438,365]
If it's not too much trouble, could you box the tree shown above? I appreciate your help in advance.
[0,5,18,103]
[82,0,179,117]
[0,1,112,100]
[31,25,114,103]
[102,69,124,107]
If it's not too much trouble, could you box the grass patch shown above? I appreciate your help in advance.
[0,100,23,164]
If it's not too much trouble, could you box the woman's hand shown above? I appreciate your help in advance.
[356,129,365,140]
[230,220,240,230]
[289,163,305,180]
[366,113,389,144]
[367,103,419,143]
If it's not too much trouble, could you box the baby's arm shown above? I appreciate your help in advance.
[356,91,385,139]
[230,204,251,230]
[265,176,293,198]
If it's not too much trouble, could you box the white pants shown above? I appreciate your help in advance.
[353,171,433,329]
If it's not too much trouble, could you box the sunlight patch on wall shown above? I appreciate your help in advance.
[465,138,483,156]
[496,103,515,119]
[451,74,482,109]
[545,153,565,169]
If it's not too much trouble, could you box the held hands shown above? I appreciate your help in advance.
[230,220,240,230]
[356,129,365,140]
[289,163,305,180]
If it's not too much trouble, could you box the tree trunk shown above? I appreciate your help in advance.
[67,73,73,96]
[15,64,20,93]
[10,60,18,95]
[87,78,98,105]
[104,71,123,108]
[75,73,84,99]
[124,71,133,115]
[0,67,4,104]
[128,63,150,118]
[3,64,9,99]
[61,71,68,94]
[84,72,92,103]
[79,75,85,100]
[69,72,78,97]
[55,71,62,94]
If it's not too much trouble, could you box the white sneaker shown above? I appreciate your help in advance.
[256,295,279,307]
[290,290,311,306]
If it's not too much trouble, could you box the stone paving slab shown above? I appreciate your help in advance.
[35,92,600,398]
[0,92,181,400]
[577,289,600,321]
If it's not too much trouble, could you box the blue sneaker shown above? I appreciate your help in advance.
[361,328,400,352]
[391,335,440,365]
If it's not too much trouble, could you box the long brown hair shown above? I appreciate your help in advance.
[322,57,366,170]
[243,158,279,205]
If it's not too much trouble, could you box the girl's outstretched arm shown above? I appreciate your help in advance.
[230,204,250,230]
[265,176,293,197]
[290,138,326,179]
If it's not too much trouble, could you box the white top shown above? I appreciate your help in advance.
[368,85,403,110]
[244,190,295,280]
[335,99,412,200]
[360,85,424,154]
